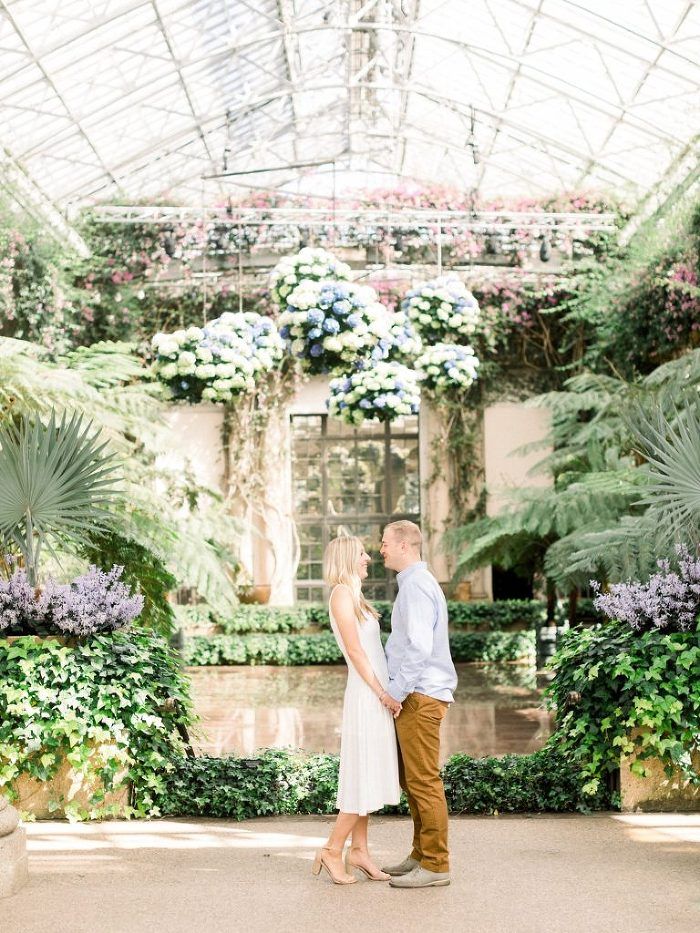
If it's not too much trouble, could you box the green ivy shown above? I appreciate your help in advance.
[0,630,195,820]
[153,745,608,819]
[546,622,700,799]
[181,630,535,666]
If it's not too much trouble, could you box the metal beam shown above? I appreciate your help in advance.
[0,146,90,255]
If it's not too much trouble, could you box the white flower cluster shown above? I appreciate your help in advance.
[270,247,351,306]
[328,361,421,426]
[279,279,390,374]
[380,310,423,362]
[151,311,284,403]
[402,275,480,343]
[416,343,480,393]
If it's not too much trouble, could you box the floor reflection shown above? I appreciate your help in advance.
[186,664,554,763]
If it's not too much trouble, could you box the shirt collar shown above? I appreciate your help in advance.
[396,560,427,587]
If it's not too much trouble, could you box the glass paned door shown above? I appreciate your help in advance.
[291,414,420,602]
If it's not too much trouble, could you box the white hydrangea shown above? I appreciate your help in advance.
[327,361,421,426]
[415,343,480,394]
[280,279,390,375]
[402,275,480,344]
[270,247,351,306]
[151,310,284,404]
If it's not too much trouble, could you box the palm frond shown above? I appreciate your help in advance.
[554,515,668,583]
[62,341,149,388]
[0,411,120,583]
[628,399,700,546]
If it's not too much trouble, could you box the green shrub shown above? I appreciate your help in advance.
[547,621,700,799]
[154,744,608,819]
[0,630,195,819]
[449,631,535,662]
[218,605,312,635]
[302,599,555,632]
[181,630,535,666]
[151,749,307,820]
[177,599,599,637]
[443,746,611,813]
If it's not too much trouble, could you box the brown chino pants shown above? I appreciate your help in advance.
[395,691,450,873]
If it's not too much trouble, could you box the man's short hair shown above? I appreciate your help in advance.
[384,519,422,550]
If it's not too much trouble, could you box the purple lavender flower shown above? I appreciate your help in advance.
[0,565,143,635]
[592,545,700,633]
[39,565,144,636]
[0,570,43,632]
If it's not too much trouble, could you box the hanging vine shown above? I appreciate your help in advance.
[221,362,301,598]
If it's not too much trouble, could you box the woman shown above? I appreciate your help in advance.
[312,534,401,885]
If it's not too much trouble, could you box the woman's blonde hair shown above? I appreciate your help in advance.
[323,534,379,623]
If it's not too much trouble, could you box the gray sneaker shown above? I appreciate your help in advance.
[380,855,420,876]
[389,866,450,888]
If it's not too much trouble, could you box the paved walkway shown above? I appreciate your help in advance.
[4,813,700,933]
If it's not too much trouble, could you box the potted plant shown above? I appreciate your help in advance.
[0,411,192,818]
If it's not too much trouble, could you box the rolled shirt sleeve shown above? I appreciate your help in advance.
[386,581,437,702]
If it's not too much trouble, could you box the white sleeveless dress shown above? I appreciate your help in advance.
[329,586,401,815]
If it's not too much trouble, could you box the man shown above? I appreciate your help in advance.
[378,520,457,889]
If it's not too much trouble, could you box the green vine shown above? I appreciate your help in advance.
[0,629,195,820]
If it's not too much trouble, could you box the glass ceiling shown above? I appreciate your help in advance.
[1,0,699,219]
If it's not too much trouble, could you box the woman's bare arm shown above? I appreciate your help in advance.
[331,586,389,700]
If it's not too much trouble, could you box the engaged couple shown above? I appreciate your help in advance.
[312,520,457,889]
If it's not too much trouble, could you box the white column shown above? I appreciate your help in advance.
[0,796,28,898]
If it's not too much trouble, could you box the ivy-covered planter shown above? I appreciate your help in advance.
[619,729,700,812]
[0,629,195,820]
[546,622,700,808]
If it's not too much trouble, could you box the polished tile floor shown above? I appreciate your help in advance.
[186,663,554,762]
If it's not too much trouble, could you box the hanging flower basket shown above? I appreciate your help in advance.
[402,275,480,344]
[328,361,421,425]
[373,310,423,364]
[416,343,480,394]
[269,247,351,307]
[151,311,284,403]
[279,280,389,375]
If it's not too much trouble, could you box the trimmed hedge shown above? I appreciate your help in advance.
[311,600,549,633]
[176,599,603,637]
[153,745,611,819]
[174,604,311,634]
[181,630,535,666]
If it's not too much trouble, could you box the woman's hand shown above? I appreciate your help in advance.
[380,691,402,717]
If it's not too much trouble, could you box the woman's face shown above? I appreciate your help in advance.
[357,545,371,580]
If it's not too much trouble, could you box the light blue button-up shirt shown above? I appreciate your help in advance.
[385,561,457,703]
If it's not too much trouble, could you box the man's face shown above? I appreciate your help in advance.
[380,528,403,571]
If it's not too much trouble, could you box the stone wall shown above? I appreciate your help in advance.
[158,389,550,603]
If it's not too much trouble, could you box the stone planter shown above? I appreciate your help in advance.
[620,732,700,812]
[0,797,28,897]
[12,748,130,820]
[2,636,132,819]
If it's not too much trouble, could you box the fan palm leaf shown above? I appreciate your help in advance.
[629,400,700,546]
[0,411,120,583]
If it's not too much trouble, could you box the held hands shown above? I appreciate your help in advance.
[380,690,402,718]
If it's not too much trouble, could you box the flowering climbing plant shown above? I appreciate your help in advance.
[269,247,351,306]
[151,311,284,403]
[327,361,421,425]
[279,279,389,375]
[416,343,480,394]
[402,275,480,344]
